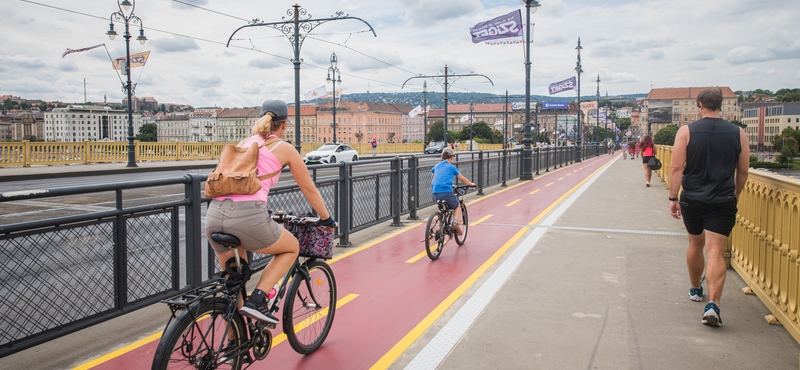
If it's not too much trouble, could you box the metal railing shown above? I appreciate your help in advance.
[0,146,596,356]
[654,145,800,345]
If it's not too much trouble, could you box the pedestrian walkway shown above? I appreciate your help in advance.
[1,154,798,370]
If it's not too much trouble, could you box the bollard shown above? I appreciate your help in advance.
[477,151,484,195]
[391,157,403,226]
[407,155,420,220]
[337,162,352,247]
[183,174,204,288]
[501,149,507,187]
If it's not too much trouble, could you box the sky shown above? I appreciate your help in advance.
[2,0,800,108]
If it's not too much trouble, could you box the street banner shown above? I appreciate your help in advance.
[470,10,523,44]
[548,77,576,95]
[592,112,607,118]
[62,43,105,58]
[112,51,150,70]
[304,86,327,101]
[580,101,598,110]
[409,105,423,118]
[542,102,569,110]
[321,89,343,99]
[460,114,473,123]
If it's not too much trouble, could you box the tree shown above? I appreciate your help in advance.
[731,120,746,129]
[20,101,31,110]
[428,120,444,142]
[653,124,679,146]
[3,99,13,111]
[616,117,632,132]
[776,138,798,164]
[37,102,48,111]
[136,122,158,142]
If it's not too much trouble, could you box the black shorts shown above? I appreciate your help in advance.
[642,155,653,164]
[679,197,738,236]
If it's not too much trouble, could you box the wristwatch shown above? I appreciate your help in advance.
[668,197,678,201]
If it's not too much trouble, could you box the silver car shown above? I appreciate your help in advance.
[304,144,359,164]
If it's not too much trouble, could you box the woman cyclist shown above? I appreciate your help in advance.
[639,135,656,187]
[205,100,335,324]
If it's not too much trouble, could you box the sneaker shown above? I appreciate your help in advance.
[451,224,463,236]
[689,286,704,302]
[239,292,279,324]
[702,302,722,327]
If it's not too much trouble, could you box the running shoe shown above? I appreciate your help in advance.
[452,224,463,236]
[702,302,722,327]
[689,286,704,302]
[240,296,279,324]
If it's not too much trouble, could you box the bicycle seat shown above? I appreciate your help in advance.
[211,232,241,249]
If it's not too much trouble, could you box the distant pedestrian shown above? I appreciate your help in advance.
[622,141,628,159]
[638,135,655,186]
[450,142,454,150]
[371,139,377,156]
[668,88,749,327]
[629,141,636,160]
[455,141,460,151]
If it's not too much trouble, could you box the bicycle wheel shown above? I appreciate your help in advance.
[152,298,246,370]
[455,202,469,246]
[282,259,337,354]
[425,211,443,260]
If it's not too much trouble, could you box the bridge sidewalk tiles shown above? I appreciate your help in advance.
[393,154,800,370]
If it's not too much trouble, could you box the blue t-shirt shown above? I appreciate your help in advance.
[431,161,460,193]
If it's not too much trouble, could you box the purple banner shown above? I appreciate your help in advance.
[548,77,576,95]
[470,10,523,44]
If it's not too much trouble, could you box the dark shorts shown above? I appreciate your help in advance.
[642,155,653,164]
[205,199,284,254]
[433,192,459,209]
[680,197,738,236]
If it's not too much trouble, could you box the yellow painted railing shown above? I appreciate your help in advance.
[656,145,800,344]
[0,141,432,167]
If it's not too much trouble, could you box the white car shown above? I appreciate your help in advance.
[304,144,359,164]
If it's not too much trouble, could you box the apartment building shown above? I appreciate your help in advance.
[285,105,318,144]
[641,87,739,134]
[189,108,221,142]
[742,102,800,149]
[44,105,141,142]
[157,113,190,142]
[216,107,258,143]
[316,101,408,144]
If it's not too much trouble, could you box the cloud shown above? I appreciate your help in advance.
[591,38,676,58]
[679,64,708,72]
[690,51,715,61]
[0,54,46,70]
[725,29,800,65]
[347,49,403,72]
[247,58,284,69]
[168,0,208,8]
[598,69,638,84]
[797,71,800,79]
[399,0,482,27]
[57,60,79,72]
[184,75,222,89]
[150,36,201,53]
[649,50,665,60]
[240,80,263,95]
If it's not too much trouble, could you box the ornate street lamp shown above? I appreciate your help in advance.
[107,0,146,167]
[326,53,342,143]
[596,74,601,153]
[422,81,428,148]
[520,0,541,180]
[574,37,583,162]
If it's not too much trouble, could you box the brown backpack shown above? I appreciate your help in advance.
[205,137,283,198]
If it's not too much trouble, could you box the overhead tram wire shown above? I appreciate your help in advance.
[304,35,418,76]
[169,0,249,22]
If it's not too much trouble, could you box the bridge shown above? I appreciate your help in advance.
[1,148,799,369]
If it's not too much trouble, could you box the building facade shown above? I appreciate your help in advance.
[44,105,141,142]
[157,113,191,142]
[11,112,44,141]
[285,105,318,144]
[316,101,407,144]
[189,108,221,142]
[641,87,739,135]
[742,102,800,150]
[216,107,258,143]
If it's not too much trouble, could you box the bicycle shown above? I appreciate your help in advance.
[424,184,475,260]
[151,212,337,370]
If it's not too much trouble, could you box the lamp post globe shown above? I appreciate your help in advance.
[107,0,145,168]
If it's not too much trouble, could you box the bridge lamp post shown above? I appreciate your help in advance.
[106,0,147,167]
[520,0,541,180]
[327,53,342,143]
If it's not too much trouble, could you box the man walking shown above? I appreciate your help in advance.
[371,139,377,156]
[668,88,749,327]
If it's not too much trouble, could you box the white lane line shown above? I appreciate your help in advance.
[403,156,618,370]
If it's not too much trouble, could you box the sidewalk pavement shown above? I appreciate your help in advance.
[0,152,418,182]
[389,154,800,369]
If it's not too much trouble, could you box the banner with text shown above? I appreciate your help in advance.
[580,101,598,110]
[304,86,327,101]
[542,102,570,110]
[112,51,150,70]
[548,77,576,95]
[470,10,523,44]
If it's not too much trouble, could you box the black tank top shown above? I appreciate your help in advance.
[681,117,741,203]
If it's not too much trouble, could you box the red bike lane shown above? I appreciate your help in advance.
[81,154,615,370]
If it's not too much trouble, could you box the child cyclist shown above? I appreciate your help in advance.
[431,147,475,236]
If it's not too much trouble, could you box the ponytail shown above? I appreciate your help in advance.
[252,112,286,139]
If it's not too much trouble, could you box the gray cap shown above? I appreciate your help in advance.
[260,100,288,120]
[442,147,455,159]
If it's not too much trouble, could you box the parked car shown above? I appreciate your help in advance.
[512,144,523,150]
[425,141,446,154]
[304,144,359,164]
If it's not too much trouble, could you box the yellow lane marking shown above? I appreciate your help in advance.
[406,251,428,264]
[369,227,528,370]
[545,182,554,186]
[529,189,540,195]
[573,170,578,173]
[465,180,531,206]
[506,199,522,207]
[527,158,615,226]
[328,223,422,264]
[566,173,572,176]
[469,214,493,226]
[271,294,359,348]
[557,177,564,181]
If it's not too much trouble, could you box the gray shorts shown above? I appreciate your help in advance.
[205,198,283,254]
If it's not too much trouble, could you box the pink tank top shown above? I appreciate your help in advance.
[214,135,284,204]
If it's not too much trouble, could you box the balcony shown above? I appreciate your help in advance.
[204,132,213,136]
[204,125,213,129]
[191,124,199,128]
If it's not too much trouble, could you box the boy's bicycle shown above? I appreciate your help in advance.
[151,212,337,370]
[425,184,475,260]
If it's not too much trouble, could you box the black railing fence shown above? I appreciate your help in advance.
[0,145,597,357]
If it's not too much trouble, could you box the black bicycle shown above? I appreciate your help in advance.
[425,184,474,260]
[151,213,337,370]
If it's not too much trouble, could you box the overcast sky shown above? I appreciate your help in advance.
[2,0,799,108]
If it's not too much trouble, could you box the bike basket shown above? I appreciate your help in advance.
[284,222,334,259]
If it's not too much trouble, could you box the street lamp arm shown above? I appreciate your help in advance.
[226,16,375,47]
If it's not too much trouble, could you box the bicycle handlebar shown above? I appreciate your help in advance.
[271,211,338,228]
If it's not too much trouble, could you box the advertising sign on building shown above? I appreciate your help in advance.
[512,102,538,111]
[542,102,570,110]
[647,107,672,124]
